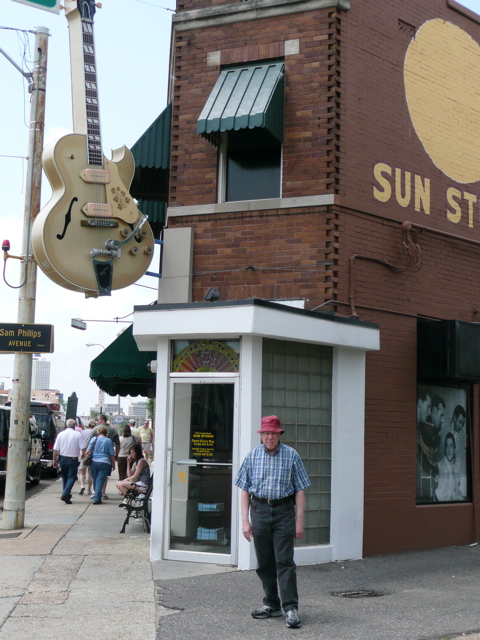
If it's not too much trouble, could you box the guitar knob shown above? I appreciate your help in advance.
[138,229,148,238]
[120,228,130,238]
[129,246,139,256]
[143,246,153,255]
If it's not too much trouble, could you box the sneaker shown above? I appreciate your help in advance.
[60,496,72,505]
[251,605,282,619]
[86,490,92,496]
[102,494,109,500]
[285,609,301,629]
[79,487,85,495]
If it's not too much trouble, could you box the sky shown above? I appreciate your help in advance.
[1,0,174,415]
[2,0,480,416]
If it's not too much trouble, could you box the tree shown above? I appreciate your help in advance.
[147,398,155,424]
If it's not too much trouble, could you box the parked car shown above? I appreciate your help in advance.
[5,401,65,477]
[0,406,42,484]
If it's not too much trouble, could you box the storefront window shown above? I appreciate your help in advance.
[262,339,333,546]
[416,384,470,504]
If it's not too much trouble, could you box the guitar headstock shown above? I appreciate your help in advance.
[64,0,99,21]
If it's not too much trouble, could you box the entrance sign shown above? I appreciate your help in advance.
[0,323,53,353]
[12,0,61,14]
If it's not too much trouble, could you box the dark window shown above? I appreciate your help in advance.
[225,129,281,202]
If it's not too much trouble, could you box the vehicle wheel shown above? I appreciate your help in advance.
[30,461,42,485]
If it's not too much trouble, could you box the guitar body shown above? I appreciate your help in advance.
[32,133,154,295]
[32,0,156,297]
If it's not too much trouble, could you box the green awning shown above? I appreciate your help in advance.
[136,199,166,225]
[197,62,285,146]
[89,325,156,398]
[131,102,172,170]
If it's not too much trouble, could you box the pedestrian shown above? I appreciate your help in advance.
[128,418,140,439]
[118,425,137,481]
[78,419,95,495]
[87,425,116,505]
[138,420,154,463]
[234,415,310,629]
[86,414,120,500]
[53,418,86,505]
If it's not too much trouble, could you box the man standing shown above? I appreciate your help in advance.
[86,414,120,500]
[53,418,85,504]
[128,419,140,439]
[138,420,154,463]
[235,415,310,629]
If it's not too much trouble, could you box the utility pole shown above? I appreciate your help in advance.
[2,26,49,530]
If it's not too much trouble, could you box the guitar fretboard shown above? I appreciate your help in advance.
[82,20,102,166]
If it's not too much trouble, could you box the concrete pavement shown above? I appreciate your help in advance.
[1,475,480,640]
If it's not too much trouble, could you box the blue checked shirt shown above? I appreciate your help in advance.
[235,442,310,500]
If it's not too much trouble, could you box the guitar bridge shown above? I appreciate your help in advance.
[80,168,110,184]
[82,203,112,217]
[81,219,119,228]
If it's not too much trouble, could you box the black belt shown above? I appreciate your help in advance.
[251,494,294,506]
[60,455,78,459]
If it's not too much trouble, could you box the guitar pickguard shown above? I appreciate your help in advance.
[31,134,154,295]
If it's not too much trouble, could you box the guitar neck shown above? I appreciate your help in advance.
[65,0,103,166]
[82,19,102,166]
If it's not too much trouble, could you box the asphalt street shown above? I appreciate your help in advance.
[155,544,480,640]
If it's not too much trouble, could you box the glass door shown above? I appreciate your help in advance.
[166,378,237,564]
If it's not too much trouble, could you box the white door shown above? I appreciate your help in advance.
[165,376,238,564]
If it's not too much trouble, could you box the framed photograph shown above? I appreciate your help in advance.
[416,384,468,504]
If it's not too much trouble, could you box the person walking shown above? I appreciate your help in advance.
[86,414,120,500]
[118,425,137,481]
[234,415,310,629]
[78,419,95,495]
[87,426,116,505]
[138,420,154,463]
[53,418,86,505]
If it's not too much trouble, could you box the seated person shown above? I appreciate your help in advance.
[116,443,151,498]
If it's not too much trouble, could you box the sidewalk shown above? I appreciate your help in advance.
[0,474,155,639]
[2,477,480,640]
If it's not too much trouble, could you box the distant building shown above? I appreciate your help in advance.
[32,357,51,390]
[128,401,148,423]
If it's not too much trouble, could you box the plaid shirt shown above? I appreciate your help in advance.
[235,441,310,500]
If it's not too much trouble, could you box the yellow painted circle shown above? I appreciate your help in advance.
[178,470,187,481]
[404,19,480,184]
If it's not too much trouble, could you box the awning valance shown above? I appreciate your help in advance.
[197,62,285,146]
[89,325,156,398]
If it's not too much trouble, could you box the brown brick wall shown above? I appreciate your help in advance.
[166,0,480,556]
[170,9,340,206]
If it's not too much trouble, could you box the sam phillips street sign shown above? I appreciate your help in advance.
[0,323,54,353]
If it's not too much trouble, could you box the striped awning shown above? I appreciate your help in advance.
[197,62,285,146]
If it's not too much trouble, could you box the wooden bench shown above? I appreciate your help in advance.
[119,475,153,534]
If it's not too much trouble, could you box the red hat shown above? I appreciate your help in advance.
[257,415,284,433]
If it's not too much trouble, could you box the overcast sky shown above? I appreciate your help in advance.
[1,0,173,414]
[1,0,480,415]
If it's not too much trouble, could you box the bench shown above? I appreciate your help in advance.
[119,475,153,534]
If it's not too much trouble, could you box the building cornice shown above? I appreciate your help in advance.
[173,0,350,31]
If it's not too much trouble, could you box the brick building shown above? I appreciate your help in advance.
[128,0,480,565]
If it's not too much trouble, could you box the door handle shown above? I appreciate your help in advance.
[175,459,197,466]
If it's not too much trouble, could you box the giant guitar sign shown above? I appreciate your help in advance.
[31,0,154,296]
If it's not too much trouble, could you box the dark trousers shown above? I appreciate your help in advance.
[59,456,79,499]
[250,499,298,611]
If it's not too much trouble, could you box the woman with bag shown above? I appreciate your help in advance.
[118,424,137,482]
[87,426,116,505]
